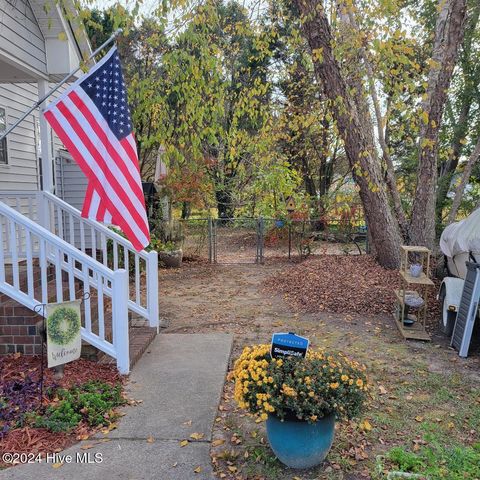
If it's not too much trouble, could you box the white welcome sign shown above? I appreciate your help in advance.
[46,300,82,368]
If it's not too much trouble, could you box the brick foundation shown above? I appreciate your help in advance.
[0,305,43,355]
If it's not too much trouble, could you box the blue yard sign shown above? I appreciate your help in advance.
[271,332,309,359]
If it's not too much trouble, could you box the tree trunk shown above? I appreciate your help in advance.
[216,188,235,221]
[435,1,480,228]
[409,0,468,247]
[446,137,480,224]
[181,201,191,219]
[435,99,471,227]
[343,8,408,238]
[294,0,402,268]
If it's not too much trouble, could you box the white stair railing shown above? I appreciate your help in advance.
[0,201,130,374]
[41,191,159,329]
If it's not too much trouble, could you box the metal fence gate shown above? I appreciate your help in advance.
[208,217,264,264]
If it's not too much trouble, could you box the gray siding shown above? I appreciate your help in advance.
[0,83,39,192]
[55,152,88,210]
[0,0,47,76]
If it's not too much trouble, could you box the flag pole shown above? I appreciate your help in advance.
[0,28,123,142]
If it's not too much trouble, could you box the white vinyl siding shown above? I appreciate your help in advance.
[0,83,39,191]
[0,0,48,77]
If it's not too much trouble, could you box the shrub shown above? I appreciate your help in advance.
[230,344,369,423]
[30,381,125,433]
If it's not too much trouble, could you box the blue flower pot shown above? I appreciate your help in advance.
[266,413,335,469]
[275,219,285,228]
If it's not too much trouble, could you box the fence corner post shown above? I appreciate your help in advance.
[146,250,159,331]
[208,217,213,263]
[112,268,130,374]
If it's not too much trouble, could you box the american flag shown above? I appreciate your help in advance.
[43,46,150,251]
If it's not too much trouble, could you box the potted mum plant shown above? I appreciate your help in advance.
[148,234,183,269]
[230,344,369,469]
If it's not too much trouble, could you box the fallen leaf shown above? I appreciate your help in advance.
[52,463,63,469]
[193,466,202,473]
[212,439,225,447]
[80,444,94,450]
[180,440,189,447]
[190,432,205,440]
[147,435,155,443]
[359,420,372,431]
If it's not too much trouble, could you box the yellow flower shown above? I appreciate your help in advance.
[329,382,339,389]
[341,375,349,382]
[281,384,297,397]
[260,413,268,421]
[308,391,315,398]
[356,379,364,388]
[310,415,318,422]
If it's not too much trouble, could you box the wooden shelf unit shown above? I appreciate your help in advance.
[393,246,433,341]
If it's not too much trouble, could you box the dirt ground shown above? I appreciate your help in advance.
[159,257,480,480]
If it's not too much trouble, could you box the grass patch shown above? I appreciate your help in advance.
[382,442,480,479]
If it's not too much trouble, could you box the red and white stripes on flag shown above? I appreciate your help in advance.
[43,47,150,251]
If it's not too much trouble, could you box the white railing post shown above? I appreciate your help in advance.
[36,192,48,231]
[112,268,130,374]
[146,250,159,330]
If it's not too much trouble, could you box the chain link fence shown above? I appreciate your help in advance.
[175,217,367,264]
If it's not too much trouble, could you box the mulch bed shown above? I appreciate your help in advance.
[0,354,123,466]
[264,254,441,325]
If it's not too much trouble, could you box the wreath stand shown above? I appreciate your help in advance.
[34,292,90,409]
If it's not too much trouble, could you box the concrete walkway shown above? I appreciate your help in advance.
[1,333,233,480]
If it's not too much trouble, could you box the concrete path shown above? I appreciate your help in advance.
[1,333,233,480]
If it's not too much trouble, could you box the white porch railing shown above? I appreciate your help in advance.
[0,201,130,373]
[42,192,159,330]
[0,191,39,221]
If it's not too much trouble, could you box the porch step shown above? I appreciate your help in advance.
[98,323,157,369]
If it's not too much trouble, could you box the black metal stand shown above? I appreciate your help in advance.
[33,303,46,410]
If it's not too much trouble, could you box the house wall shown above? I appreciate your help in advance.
[0,83,40,193]
[0,0,48,77]
[55,152,88,211]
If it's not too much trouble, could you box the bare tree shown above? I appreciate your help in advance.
[447,137,480,224]
[293,0,402,268]
[409,0,468,247]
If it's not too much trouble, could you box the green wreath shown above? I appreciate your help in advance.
[47,307,81,346]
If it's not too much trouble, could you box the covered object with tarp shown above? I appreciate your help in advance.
[440,208,480,279]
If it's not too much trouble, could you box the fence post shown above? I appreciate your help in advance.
[146,250,159,331]
[208,217,213,263]
[257,217,264,264]
[112,268,130,374]
[213,219,217,264]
